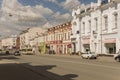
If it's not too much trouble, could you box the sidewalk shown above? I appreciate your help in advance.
[0,57,17,64]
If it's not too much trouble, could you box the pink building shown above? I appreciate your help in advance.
[46,22,72,54]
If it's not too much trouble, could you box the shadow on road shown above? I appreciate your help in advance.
[20,63,78,80]
[0,62,78,80]
[0,55,19,60]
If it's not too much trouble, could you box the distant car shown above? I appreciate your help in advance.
[49,50,55,54]
[81,52,98,59]
[14,51,21,56]
[6,51,10,55]
[114,53,120,62]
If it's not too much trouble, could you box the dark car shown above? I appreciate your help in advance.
[114,54,120,62]
[14,51,21,56]
[6,51,10,55]
[49,50,55,54]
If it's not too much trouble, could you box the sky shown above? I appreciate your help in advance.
[0,0,97,39]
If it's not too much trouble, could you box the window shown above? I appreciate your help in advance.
[64,33,67,40]
[114,13,118,29]
[59,34,60,40]
[51,35,52,41]
[104,16,108,30]
[68,32,70,40]
[88,20,91,33]
[56,34,58,40]
[95,18,98,31]
[60,34,62,40]
[83,22,85,34]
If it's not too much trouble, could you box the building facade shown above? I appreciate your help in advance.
[20,29,29,49]
[20,27,46,49]
[1,35,17,50]
[16,37,20,49]
[71,0,120,54]
[46,22,72,54]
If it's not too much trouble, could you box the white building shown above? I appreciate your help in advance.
[71,0,120,54]
[28,27,46,47]
[1,36,17,49]
[20,29,29,49]
[20,27,46,49]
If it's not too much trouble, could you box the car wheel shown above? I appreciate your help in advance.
[116,58,120,62]
[88,56,90,59]
[94,57,97,59]
[81,56,84,59]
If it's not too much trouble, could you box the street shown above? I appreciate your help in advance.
[0,54,120,80]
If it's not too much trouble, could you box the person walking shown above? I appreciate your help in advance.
[38,48,41,54]
[32,47,35,55]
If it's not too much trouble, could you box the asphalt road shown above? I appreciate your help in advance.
[16,55,120,80]
[0,54,120,80]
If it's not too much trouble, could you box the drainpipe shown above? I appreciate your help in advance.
[100,6,103,54]
[79,18,82,54]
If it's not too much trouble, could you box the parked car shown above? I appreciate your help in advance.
[114,53,120,62]
[49,50,55,54]
[81,52,98,59]
[6,51,10,55]
[14,50,21,56]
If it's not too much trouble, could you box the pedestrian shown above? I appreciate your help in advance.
[38,48,41,54]
[32,47,35,55]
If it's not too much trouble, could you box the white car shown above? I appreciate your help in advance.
[81,52,98,59]
[14,51,21,56]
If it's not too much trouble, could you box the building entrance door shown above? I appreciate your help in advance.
[105,43,116,54]
[83,44,90,52]
[72,43,76,53]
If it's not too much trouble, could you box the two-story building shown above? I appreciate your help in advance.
[20,27,46,49]
[1,35,17,50]
[46,22,72,54]
[71,0,120,55]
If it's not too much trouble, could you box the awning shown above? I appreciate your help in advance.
[103,38,116,43]
[82,39,90,44]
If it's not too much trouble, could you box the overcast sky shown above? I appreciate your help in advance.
[0,0,97,39]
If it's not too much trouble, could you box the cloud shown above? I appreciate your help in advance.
[0,0,72,39]
[1,0,53,21]
[44,0,58,4]
[61,0,81,11]
[0,0,51,38]
[52,12,71,25]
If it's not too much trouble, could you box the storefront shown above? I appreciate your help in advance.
[71,38,77,54]
[82,38,90,52]
[103,38,116,54]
